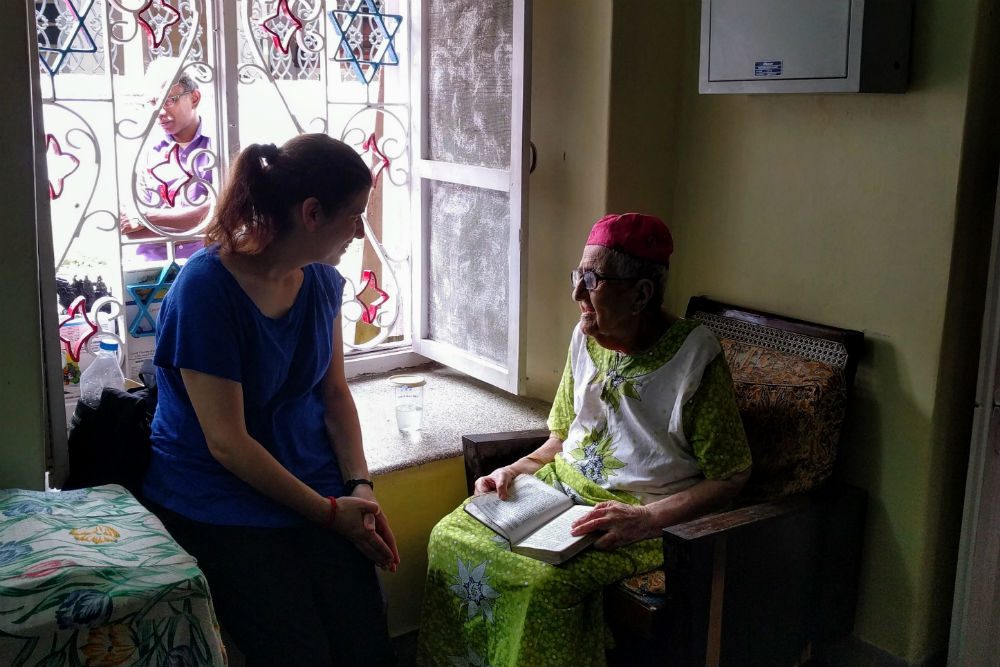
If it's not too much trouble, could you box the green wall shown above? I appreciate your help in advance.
[0,1,50,491]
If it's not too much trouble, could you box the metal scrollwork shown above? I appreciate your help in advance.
[41,0,414,366]
[339,105,410,189]
[340,216,405,350]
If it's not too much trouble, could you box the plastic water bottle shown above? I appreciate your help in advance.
[79,340,125,409]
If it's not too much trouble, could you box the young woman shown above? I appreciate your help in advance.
[142,134,399,667]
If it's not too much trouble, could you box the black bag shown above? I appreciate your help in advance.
[64,385,157,497]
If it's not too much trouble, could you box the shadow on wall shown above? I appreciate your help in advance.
[837,336,917,657]
[918,0,1000,658]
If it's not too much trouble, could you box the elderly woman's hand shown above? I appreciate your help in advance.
[473,466,520,500]
[570,501,656,550]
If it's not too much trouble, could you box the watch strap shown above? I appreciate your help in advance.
[344,478,374,494]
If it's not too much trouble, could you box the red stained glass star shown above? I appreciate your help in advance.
[358,269,389,325]
[362,133,391,186]
[45,134,80,200]
[149,144,193,207]
[137,0,181,49]
[261,0,304,55]
[58,296,98,363]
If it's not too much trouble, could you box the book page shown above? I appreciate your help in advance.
[466,475,571,543]
[514,504,593,553]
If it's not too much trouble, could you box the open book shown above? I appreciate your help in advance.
[465,474,597,564]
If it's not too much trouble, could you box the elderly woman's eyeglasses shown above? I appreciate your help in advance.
[571,269,636,291]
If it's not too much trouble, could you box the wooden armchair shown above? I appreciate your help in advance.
[461,297,867,667]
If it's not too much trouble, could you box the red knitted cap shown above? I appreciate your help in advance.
[586,213,673,265]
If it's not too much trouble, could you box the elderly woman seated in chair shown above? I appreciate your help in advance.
[417,213,753,667]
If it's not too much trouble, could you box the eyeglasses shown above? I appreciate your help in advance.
[149,91,192,109]
[570,269,636,291]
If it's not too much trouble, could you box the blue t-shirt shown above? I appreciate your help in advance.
[143,246,347,527]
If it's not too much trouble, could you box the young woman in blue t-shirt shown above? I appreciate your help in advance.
[143,134,399,666]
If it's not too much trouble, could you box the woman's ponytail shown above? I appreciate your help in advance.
[206,143,281,253]
[205,134,372,254]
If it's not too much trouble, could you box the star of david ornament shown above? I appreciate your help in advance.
[328,0,402,85]
[126,263,180,338]
[37,0,98,77]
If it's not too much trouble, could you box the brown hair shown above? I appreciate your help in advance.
[206,134,372,254]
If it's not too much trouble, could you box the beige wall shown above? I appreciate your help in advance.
[668,1,977,660]
[523,0,614,400]
[584,0,989,661]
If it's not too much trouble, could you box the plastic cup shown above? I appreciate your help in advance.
[388,375,426,432]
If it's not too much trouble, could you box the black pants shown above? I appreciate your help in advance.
[152,504,396,667]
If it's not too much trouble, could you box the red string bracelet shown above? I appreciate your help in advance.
[325,496,338,528]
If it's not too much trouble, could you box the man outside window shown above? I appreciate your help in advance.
[120,73,213,264]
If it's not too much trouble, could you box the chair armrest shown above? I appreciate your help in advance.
[662,495,811,544]
[656,495,819,666]
[461,430,550,495]
[657,485,865,665]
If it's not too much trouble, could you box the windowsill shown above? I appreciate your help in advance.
[344,346,426,379]
[349,363,551,476]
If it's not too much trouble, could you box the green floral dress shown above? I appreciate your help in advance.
[418,320,751,667]
[0,485,226,667]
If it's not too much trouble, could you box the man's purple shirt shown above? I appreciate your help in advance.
[134,120,212,262]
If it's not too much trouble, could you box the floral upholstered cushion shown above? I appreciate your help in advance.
[619,569,666,601]
[618,327,850,602]
[719,339,848,502]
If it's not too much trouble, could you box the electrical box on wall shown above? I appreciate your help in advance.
[699,0,913,94]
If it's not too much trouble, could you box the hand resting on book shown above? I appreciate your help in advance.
[570,500,656,550]
[473,434,565,500]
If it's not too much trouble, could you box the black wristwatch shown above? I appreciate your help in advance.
[344,478,374,494]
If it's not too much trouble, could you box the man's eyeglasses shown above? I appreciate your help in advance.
[149,91,192,109]
[571,269,636,291]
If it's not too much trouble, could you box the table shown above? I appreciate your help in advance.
[0,484,226,666]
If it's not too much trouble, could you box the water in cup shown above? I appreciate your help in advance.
[396,404,423,432]
[389,374,426,432]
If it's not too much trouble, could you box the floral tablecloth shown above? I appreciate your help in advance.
[0,484,226,667]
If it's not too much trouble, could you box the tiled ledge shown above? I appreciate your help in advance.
[349,363,551,475]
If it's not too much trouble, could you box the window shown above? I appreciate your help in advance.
[34,0,531,439]
[410,0,531,393]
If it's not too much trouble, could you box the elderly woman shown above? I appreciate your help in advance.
[417,213,752,667]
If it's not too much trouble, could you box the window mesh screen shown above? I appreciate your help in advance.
[427,181,509,364]
[426,0,512,168]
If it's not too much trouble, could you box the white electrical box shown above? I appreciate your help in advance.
[699,0,912,94]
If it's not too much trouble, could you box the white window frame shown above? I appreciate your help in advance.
[408,0,532,394]
[29,0,532,485]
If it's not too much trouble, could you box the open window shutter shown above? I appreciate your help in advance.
[410,0,531,394]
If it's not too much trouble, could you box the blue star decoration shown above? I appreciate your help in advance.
[126,262,180,338]
[37,0,99,78]
[328,0,402,85]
